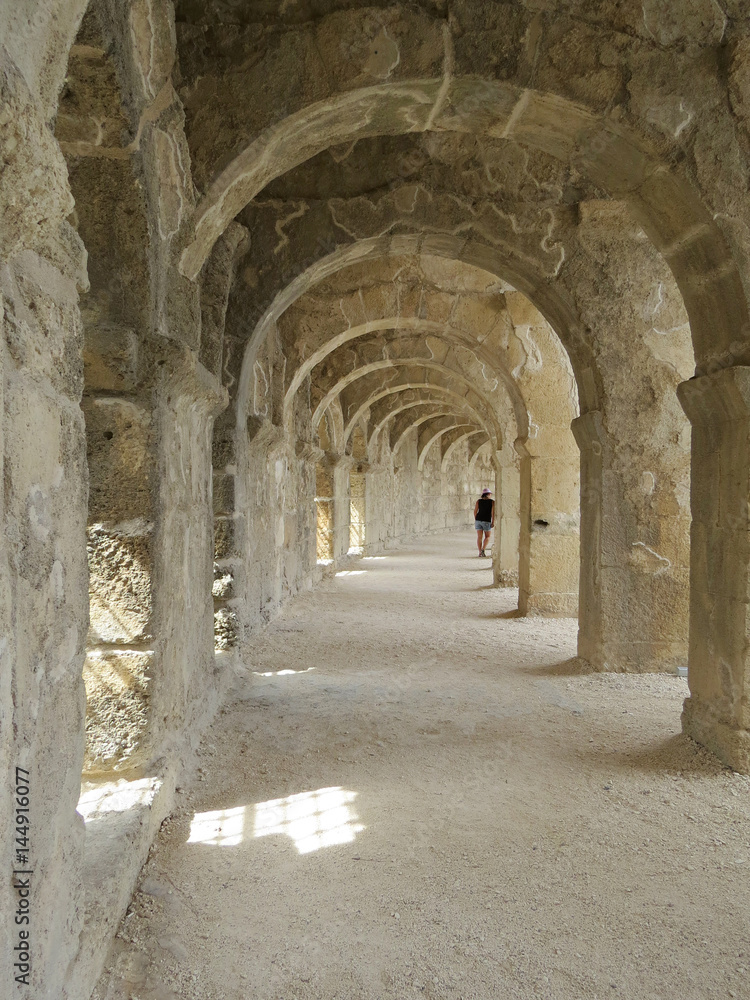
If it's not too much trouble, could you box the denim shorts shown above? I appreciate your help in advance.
[474,520,492,531]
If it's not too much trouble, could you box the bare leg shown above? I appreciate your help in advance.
[477,529,484,554]
[483,530,491,554]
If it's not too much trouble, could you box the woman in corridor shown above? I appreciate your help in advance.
[474,488,495,557]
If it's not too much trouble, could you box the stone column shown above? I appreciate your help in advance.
[571,411,604,665]
[150,346,228,748]
[678,367,750,772]
[349,468,367,552]
[572,409,690,674]
[332,457,353,561]
[494,462,520,587]
[516,436,579,616]
[364,464,391,552]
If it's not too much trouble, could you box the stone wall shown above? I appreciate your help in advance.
[0,250,89,995]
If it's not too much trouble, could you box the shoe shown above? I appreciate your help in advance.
[479,550,485,557]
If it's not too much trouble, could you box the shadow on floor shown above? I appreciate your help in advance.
[584,733,730,777]
[524,656,593,676]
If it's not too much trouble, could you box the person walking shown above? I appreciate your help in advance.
[474,488,495,557]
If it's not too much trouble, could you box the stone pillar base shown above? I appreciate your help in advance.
[682,696,750,773]
[521,592,578,616]
[593,641,686,673]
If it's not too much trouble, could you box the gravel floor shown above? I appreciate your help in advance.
[93,531,750,1000]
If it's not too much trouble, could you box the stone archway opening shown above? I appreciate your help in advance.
[55,6,156,779]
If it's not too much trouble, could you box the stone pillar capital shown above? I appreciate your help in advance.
[677,365,750,427]
[151,339,228,417]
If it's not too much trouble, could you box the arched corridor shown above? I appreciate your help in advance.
[92,533,750,1000]
[4,1,750,996]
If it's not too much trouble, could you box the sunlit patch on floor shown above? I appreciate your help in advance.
[252,667,315,677]
[186,788,365,854]
[254,787,364,854]
[335,569,367,577]
[187,805,247,847]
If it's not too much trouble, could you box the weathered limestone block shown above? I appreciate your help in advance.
[87,526,152,644]
[1,0,89,116]
[199,222,249,378]
[102,0,177,116]
[66,154,151,339]
[83,397,153,523]
[0,51,74,261]
[213,515,235,561]
[83,325,139,394]
[56,37,130,149]
[212,469,235,516]
[176,5,444,191]
[82,651,153,773]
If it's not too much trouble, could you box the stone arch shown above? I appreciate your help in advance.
[391,410,486,458]
[236,231,600,430]
[368,398,470,450]
[179,77,750,377]
[282,317,530,439]
[285,278,580,609]
[417,420,480,472]
[443,430,490,475]
[315,362,506,454]
[311,347,516,438]
[230,222,689,670]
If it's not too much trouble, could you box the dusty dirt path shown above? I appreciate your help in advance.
[94,531,750,1000]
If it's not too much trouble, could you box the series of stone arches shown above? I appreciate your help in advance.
[4,1,750,993]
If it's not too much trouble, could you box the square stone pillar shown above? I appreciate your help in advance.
[572,410,689,674]
[332,458,353,561]
[494,463,520,587]
[571,411,604,665]
[516,436,579,616]
[678,367,750,772]
[349,469,367,552]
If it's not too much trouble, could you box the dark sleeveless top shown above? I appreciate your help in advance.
[476,497,494,521]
